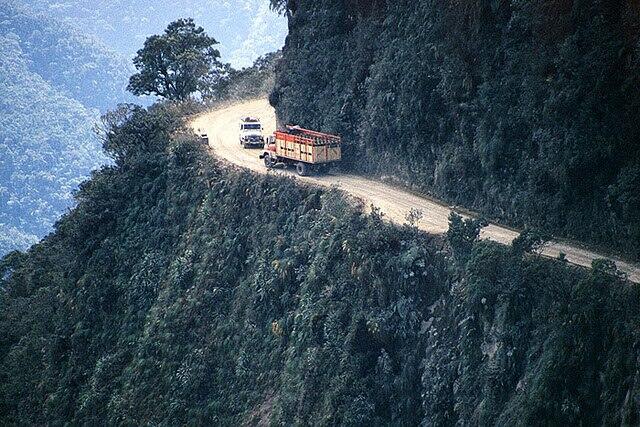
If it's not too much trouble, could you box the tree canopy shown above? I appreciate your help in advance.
[128,18,221,100]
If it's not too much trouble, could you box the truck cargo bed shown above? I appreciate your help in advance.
[274,126,341,165]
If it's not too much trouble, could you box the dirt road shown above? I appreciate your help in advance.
[191,99,640,283]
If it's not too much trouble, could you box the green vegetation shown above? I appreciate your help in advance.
[1,102,637,425]
[128,19,223,100]
[0,32,106,255]
[204,52,281,104]
[128,19,279,103]
[271,0,640,260]
[0,0,134,255]
[1,0,133,111]
[2,4,637,423]
[0,8,278,257]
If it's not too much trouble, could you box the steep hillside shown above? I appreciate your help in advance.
[1,1,134,111]
[0,1,136,255]
[271,0,640,260]
[1,102,637,425]
[0,33,106,255]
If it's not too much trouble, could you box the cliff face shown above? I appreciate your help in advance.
[272,0,640,260]
[1,104,638,425]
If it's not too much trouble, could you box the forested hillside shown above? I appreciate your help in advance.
[1,1,133,110]
[0,33,107,255]
[1,100,638,425]
[205,52,281,104]
[0,1,133,255]
[271,0,640,260]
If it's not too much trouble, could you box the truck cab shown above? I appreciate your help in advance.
[239,117,265,148]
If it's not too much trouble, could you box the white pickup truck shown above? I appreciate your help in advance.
[239,117,265,149]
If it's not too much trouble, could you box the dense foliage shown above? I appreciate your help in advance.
[0,1,137,255]
[0,33,106,255]
[272,0,640,260]
[1,0,133,111]
[1,104,637,425]
[203,52,281,104]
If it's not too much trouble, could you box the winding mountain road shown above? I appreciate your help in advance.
[191,99,640,283]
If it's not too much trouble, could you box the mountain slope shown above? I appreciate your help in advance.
[0,33,106,254]
[191,99,640,282]
[1,103,638,425]
[0,1,141,255]
[1,0,134,111]
[272,0,640,260]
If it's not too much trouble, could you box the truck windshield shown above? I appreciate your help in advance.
[243,124,261,130]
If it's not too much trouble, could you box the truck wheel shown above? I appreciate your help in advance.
[264,156,274,169]
[296,162,309,176]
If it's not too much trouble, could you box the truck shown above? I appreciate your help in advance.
[239,117,265,148]
[259,125,342,176]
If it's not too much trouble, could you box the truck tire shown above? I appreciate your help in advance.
[264,155,274,169]
[296,162,309,176]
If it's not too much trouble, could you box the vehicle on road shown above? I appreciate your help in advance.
[259,125,341,176]
[195,128,208,145]
[239,117,265,148]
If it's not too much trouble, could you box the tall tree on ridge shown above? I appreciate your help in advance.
[128,18,221,100]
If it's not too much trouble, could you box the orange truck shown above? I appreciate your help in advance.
[259,125,342,176]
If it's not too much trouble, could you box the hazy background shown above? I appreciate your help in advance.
[26,0,287,68]
[0,0,287,255]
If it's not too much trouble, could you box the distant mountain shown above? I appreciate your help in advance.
[0,2,124,255]
[0,0,134,111]
[0,0,285,256]
[27,0,288,68]
[0,33,106,254]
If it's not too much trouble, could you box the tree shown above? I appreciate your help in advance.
[269,0,295,19]
[269,0,288,14]
[446,213,487,262]
[127,19,222,100]
[511,228,549,256]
